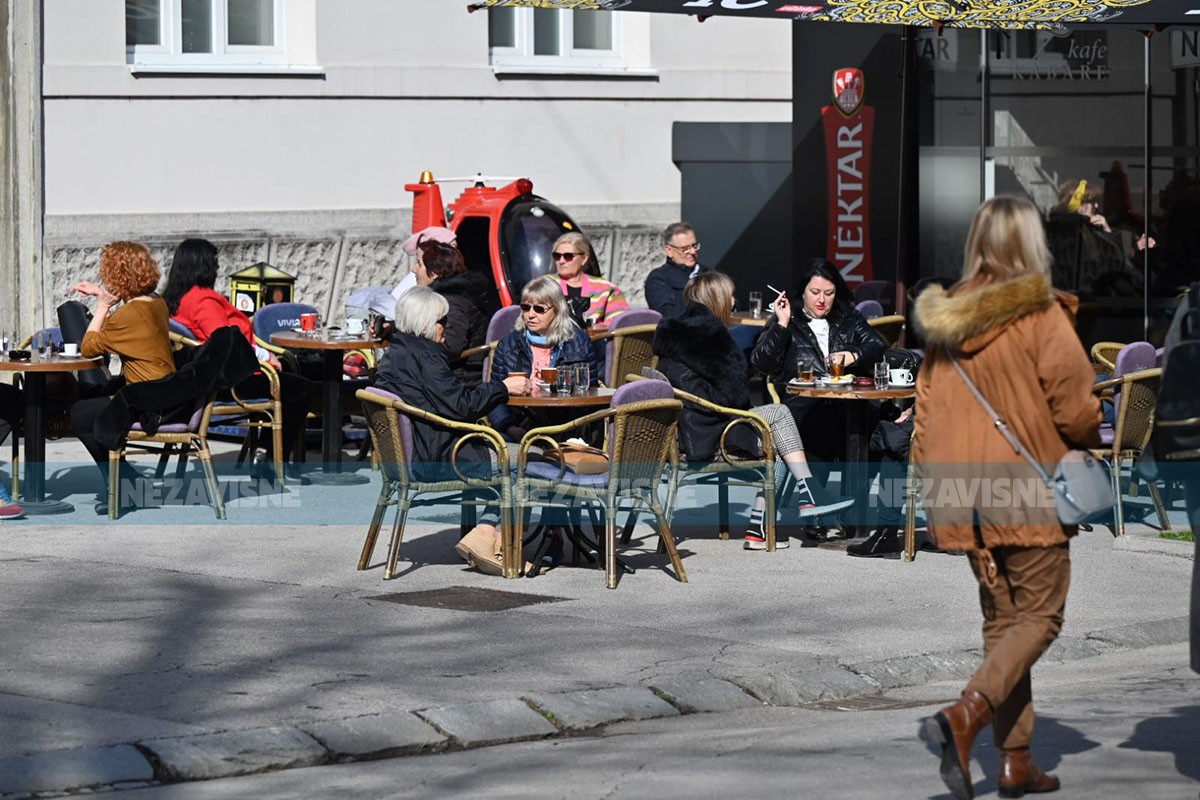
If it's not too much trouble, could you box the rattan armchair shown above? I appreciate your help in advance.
[356,387,516,579]
[594,323,661,389]
[867,314,906,348]
[1091,366,1170,536]
[1090,341,1127,372]
[515,380,684,589]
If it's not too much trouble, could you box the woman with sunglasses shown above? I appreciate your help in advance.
[412,239,488,385]
[551,232,628,329]
[489,274,601,438]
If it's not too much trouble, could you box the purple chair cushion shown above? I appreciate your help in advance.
[855,300,883,320]
[1113,341,1155,378]
[130,400,206,433]
[486,306,522,345]
[1099,425,1115,446]
[363,386,413,461]
[1155,347,1164,368]
[525,460,610,487]
[168,318,197,339]
[612,379,673,406]
[609,308,662,331]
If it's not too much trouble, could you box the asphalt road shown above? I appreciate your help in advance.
[109,643,1198,800]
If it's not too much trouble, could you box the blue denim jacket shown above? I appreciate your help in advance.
[488,326,601,431]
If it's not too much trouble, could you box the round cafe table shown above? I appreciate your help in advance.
[270,331,387,485]
[787,380,916,536]
[729,312,770,327]
[506,386,615,408]
[0,353,102,514]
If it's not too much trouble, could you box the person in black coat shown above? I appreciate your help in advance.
[751,259,886,459]
[373,286,530,575]
[644,222,713,321]
[653,272,852,549]
[412,240,489,386]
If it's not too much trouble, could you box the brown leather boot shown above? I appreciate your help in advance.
[922,690,993,800]
[998,748,1060,797]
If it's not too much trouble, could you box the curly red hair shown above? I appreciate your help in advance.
[99,241,160,299]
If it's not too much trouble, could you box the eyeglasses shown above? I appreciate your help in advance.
[552,252,580,262]
[520,303,551,314]
[669,241,701,253]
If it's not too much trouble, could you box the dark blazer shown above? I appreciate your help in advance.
[374,331,508,480]
[488,323,599,430]
[751,302,886,395]
[643,259,713,320]
[94,326,259,451]
[431,271,489,385]
[653,303,752,461]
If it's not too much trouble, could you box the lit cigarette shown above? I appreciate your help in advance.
[767,284,785,296]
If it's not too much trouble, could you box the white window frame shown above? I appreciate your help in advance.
[489,8,653,76]
[126,0,321,74]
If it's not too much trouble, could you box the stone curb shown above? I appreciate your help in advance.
[1,616,1190,799]
[1112,531,1194,559]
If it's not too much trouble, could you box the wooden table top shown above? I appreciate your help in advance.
[507,386,616,408]
[729,312,770,327]
[270,331,387,350]
[786,381,916,400]
[0,354,102,372]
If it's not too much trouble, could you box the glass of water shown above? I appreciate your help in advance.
[556,367,573,396]
[572,363,590,395]
[874,361,890,390]
[748,291,763,318]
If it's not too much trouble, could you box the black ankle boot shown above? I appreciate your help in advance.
[846,525,901,557]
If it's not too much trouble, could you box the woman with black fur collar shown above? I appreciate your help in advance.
[652,272,852,549]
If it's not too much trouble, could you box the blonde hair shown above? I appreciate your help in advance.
[684,271,735,326]
[959,195,1050,287]
[551,231,592,273]
[515,274,578,344]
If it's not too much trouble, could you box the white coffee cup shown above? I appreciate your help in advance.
[61,343,80,356]
[345,317,366,336]
[889,368,913,385]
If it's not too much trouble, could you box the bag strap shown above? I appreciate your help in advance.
[946,352,1054,486]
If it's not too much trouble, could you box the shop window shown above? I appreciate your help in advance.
[488,8,636,74]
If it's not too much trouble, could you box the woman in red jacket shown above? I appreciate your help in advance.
[162,238,313,479]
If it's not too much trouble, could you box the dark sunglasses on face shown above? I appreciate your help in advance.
[552,252,580,262]
[520,303,551,314]
[435,315,448,326]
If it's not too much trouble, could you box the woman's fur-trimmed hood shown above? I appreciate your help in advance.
[914,273,1075,353]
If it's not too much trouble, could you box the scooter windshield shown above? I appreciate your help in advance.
[499,198,578,300]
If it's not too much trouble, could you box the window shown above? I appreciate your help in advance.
[489,7,633,73]
[125,0,317,72]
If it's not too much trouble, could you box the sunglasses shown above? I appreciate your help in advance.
[435,315,448,326]
[552,252,580,262]
[520,303,551,314]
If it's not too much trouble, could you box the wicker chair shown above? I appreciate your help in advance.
[515,380,684,589]
[460,305,523,384]
[648,379,779,551]
[867,314,906,348]
[1090,341,1128,372]
[1091,365,1170,536]
[107,393,226,520]
[595,308,662,389]
[356,387,515,579]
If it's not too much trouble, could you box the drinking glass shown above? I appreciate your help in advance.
[826,353,844,379]
[556,367,573,395]
[572,363,590,395]
[797,356,814,383]
[748,291,763,318]
[874,361,889,390]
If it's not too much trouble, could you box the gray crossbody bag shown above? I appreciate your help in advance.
[948,354,1114,527]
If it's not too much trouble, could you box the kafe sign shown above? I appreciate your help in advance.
[821,67,874,285]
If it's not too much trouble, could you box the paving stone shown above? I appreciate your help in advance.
[851,650,983,691]
[0,744,153,795]
[138,726,326,780]
[523,687,679,731]
[1088,617,1189,650]
[734,664,879,705]
[418,699,557,747]
[1043,636,1109,662]
[299,713,447,759]
[649,678,763,714]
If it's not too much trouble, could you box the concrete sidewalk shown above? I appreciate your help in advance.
[0,438,1192,796]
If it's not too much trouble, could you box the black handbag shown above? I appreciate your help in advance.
[948,353,1114,527]
[1153,284,1200,462]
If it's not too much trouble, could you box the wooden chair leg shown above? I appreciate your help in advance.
[1148,479,1171,532]
[271,418,285,483]
[649,498,687,583]
[717,474,730,540]
[359,482,393,570]
[903,461,918,562]
[384,495,411,580]
[196,445,226,520]
[763,464,776,553]
[605,500,619,589]
[108,449,121,520]
[1110,459,1125,537]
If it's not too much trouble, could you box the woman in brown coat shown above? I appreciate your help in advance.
[912,196,1101,800]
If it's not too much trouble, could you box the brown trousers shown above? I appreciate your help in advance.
[964,543,1071,750]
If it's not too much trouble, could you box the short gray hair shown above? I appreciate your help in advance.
[393,285,449,341]
[663,221,694,246]
[514,274,578,344]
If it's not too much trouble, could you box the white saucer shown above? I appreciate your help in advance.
[890,380,915,388]
[817,376,853,386]
[788,378,815,386]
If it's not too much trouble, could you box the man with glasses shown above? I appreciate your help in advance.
[644,222,711,320]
